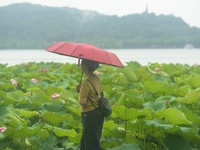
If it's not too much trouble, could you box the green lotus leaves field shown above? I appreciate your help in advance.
[0,62,200,150]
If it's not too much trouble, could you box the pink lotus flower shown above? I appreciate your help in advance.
[0,127,7,133]
[51,93,60,100]
[10,79,18,86]
[31,78,39,83]
[155,67,161,71]
[44,67,49,72]
[38,67,49,72]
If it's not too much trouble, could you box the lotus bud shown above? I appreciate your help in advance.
[0,127,7,133]
[44,67,49,72]
[10,79,18,86]
[31,78,39,83]
[51,93,60,100]
[155,67,161,71]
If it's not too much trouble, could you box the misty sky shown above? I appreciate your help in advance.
[0,0,200,28]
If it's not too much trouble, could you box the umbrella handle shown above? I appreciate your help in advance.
[77,71,83,93]
[78,58,81,68]
[78,55,83,68]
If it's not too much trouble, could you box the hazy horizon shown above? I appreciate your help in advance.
[0,0,199,28]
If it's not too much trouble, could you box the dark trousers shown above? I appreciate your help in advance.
[80,109,104,150]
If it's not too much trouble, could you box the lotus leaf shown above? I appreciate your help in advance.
[6,90,25,102]
[103,120,118,130]
[112,73,128,85]
[31,91,51,106]
[186,75,200,88]
[17,109,39,118]
[43,112,66,126]
[107,143,141,150]
[134,66,154,81]
[164,134,191,150]
[144,81,169,95]
[122,67,138,82]
[177,91,200,104]
[143,101,166,111]
[117,93,126,105]
[1,62,200,149]
[45,124,76,137]
[112,106,138,121]
[37,129,49,139]
[156,108,191,125]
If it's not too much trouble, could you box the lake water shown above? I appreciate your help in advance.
[0,49,199,66]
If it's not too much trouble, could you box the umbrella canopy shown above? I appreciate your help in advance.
[46,42,124,68]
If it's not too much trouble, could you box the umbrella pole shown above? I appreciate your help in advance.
[78,57,83,84]
[77,71,83,93]
[79,71,83,84]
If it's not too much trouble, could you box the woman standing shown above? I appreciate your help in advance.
[78,59,104,150]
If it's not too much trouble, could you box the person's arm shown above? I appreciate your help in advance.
[78,81,90,105]
[79,97,87,105]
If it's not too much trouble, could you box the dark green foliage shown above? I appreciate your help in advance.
[0,61,200,149]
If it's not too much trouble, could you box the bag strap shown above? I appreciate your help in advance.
[87,79,98,110]
[87,79,99,96]
[87,79,104,97]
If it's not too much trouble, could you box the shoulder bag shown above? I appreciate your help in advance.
[87,80,112,117]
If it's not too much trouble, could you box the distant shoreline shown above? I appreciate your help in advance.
[1,49,199,66]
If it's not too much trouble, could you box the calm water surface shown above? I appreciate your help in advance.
[0,49,199,66]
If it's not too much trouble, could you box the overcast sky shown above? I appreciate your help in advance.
[0,0,200,28]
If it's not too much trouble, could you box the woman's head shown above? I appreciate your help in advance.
[81,59,99,72]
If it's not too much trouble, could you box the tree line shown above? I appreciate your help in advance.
[0,3,200,49]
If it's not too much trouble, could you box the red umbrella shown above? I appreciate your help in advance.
[46,42,124,68]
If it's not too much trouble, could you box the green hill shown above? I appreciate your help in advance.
[0,3,200,49]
